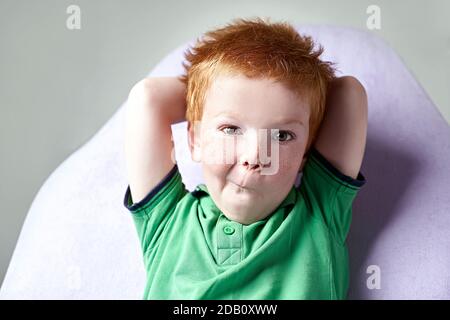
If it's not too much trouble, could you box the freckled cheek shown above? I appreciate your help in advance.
[202,134,242,165]
[203,162,229,183]
[201,134,238,165]
[272,152,298,176]
[200,137,230,182]
[277,143,304,172]
[257,154,300,186]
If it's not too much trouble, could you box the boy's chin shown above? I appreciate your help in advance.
[219,201,265,225]
[221,211,259,225]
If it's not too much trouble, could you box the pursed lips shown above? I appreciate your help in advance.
[229,174,255,190]
[230,180,248,189]
[228,166,261,190]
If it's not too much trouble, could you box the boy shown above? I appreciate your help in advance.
[123,18,368,299]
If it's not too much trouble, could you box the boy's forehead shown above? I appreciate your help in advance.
[204,75,310,122]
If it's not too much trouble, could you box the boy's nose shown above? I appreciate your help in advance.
[238,130,269,171]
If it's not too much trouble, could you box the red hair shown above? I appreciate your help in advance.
[178,17,337,153]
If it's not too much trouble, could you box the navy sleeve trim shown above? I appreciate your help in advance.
[123,164,179,212]
[309,147,367,188]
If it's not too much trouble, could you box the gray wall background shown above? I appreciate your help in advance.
[1,0,449,287]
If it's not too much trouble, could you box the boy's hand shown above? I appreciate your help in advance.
[312,76,368,179]
[124,77,187,203]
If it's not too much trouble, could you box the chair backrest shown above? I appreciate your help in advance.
[1,25,449,299]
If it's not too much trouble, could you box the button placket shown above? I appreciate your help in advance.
[217,215,242,265]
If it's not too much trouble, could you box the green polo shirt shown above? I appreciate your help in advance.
[123,147,366,300]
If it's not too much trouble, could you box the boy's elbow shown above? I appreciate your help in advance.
[327,76,368,118]
[128,78,160,109]
[340,76,368,111]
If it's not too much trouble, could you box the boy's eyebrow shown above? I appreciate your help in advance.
[276,118,305,126]
[214,111,304,126]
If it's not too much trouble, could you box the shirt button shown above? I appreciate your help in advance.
[223,226,235,235]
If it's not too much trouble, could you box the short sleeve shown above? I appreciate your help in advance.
[298,147,367,245]
[123,164,188,253]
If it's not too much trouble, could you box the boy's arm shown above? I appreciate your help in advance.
[312,76,368,180]
[124,77,186,203]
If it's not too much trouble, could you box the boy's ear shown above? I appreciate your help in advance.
[187,121,202,163]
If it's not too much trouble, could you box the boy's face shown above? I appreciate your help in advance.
[188,74,310,225]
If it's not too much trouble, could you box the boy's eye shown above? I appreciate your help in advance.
[271,130,294,142]
[220,126,242,135]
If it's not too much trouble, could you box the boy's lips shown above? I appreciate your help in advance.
[228,169,258,190]
[230,180,250,190]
